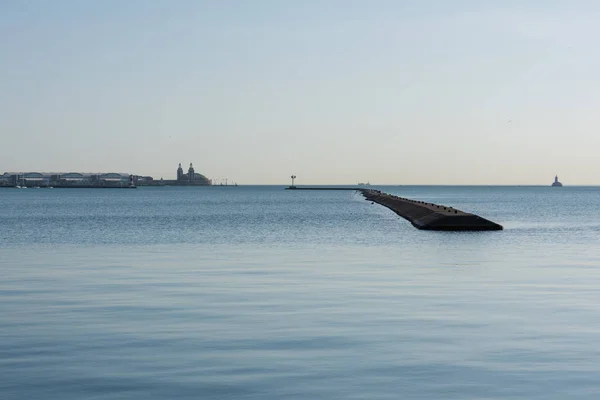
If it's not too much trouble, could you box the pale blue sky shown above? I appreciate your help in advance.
[1,1,600,184]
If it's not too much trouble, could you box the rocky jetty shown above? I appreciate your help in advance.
[361,189,503,231]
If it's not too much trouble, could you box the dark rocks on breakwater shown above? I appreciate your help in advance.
[360,189,503,231]
[284,186,502,231]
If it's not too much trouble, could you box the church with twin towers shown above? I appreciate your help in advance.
[176,163,211,185]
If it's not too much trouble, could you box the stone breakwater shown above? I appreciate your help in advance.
[361,189,503,231]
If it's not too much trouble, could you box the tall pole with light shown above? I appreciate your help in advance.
[291,175,296,188]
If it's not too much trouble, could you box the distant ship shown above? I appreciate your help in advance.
[358,182,370,186]
[551,175,563,187]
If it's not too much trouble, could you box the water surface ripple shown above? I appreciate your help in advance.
[2,186,600,399]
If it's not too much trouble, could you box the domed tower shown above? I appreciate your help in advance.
[177,163,183,181]
[188,163,195,183]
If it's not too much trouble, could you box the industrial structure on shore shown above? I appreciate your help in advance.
[0,162,213,188]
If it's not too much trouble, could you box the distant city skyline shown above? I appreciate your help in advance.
[2,1,600,185]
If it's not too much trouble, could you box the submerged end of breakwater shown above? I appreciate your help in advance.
[361,189,503,231]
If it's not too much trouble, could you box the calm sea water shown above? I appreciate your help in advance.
[2,185,600,399]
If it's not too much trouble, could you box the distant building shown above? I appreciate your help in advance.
[133,175,154,184]
[551,175,563,187]
[175,163,211,185]
[0,163,212,188]
[0,172,133,188]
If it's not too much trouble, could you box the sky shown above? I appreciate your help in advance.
[1,0,600,185]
